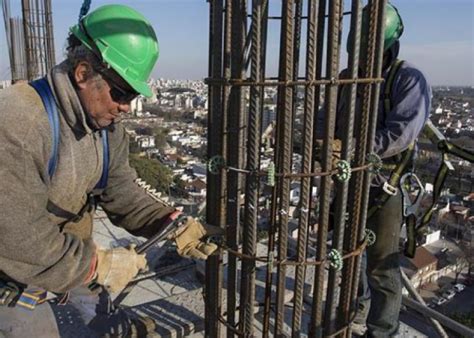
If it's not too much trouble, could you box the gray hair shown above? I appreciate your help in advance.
[65,34,103,81]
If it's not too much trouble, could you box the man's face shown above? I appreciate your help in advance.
[74,61,138,128]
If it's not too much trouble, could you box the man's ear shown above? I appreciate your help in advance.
[73,61,93,89]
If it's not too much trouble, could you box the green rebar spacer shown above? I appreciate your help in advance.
[335,160,352,182]
[267,162,275,186]
[365,229,376,246]
[366,153,383,174]
[207,156,226,174]
[328,249,343,271]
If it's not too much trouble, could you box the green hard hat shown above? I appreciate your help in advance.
[347,2,404,53]
[70,4,159,97]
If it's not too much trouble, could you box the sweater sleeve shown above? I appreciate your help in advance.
[373,66,432,158]
[99,124,176,238]
[0,87,96,293]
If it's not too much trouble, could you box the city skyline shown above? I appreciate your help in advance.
[0,0,473,86]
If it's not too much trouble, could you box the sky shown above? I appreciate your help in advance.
[0,0,473,86]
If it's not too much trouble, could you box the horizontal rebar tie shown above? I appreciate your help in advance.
[216,237,370,268]
[205,76,384,87]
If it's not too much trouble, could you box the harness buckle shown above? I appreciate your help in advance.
[400,172,425,217]
[382,181,398,196]
[0,282,21,306]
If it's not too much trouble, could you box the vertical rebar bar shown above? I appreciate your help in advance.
[21,0,33,80]
[239,0,263,335]
[348,2,387,334]
[309,1,343,336]
[291,0,318,336]
[44,0,55,70]
[205,1,225,336]
[274,0,295,335]
[226,1,247,336]
[319,1,362,335]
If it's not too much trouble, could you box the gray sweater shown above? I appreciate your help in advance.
[0,62,174,293]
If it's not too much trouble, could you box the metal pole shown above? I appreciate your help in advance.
[400,270,448,338]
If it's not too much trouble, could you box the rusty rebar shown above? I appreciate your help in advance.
[239,0,264,335]
[206,1,392,336]
[309,1,343,337]
[291,0,318,335]
[274,0,295,335]
[225,1,247,336]
[205,1,225,336]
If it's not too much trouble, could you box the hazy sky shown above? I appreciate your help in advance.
[0,0,473,86]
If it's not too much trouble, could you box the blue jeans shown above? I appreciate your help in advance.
[358,188,403,337]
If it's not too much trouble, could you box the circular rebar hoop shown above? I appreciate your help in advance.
[205,76,385,87]
[218,237,369,267]
[220,162,374,179]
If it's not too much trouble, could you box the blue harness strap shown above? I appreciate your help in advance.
[30,78,59,177]
[29,77,109,189]
[96,128,109,189]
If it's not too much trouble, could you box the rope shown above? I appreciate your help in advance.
[78,0,92,22]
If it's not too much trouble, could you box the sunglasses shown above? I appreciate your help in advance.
[79,23,139,103]
[98,69,139,103]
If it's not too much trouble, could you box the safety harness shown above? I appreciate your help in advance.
[30,77,109,230]
[0,77,109,310]
[367,59,414,217]
[367,59,474,258]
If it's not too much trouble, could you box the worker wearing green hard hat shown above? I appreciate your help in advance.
[0,4,222,337]
[70,4,159,98]
[347,2,404,59]
[316,2,431,337]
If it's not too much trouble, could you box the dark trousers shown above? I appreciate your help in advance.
[0,286,131,338]
[358,188,403,337]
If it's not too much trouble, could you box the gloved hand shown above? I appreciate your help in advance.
[95,245,147,293]
[171,217,224,260]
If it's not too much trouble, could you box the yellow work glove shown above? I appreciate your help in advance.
[171,217,224,260]
[95,245,147,294]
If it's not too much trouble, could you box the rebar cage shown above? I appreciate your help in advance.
[205,1,387,336]
[2,0,55,82]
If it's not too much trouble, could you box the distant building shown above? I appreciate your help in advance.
[262,105,277,131]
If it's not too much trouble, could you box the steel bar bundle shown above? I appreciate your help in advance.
[206,0,387,337]
[21,0,55,80]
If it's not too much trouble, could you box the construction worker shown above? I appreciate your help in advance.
[342,3,432,337]
[0,4,221,337]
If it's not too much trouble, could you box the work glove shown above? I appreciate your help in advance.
[95,245,147,294]
[170,217,224,260]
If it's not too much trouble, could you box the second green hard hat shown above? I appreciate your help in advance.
[70,4,159,97]
[347,2,404,54]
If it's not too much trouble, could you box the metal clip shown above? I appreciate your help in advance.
[400,172,425,217]
[382,181,398,196]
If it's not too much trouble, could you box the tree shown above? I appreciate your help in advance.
[129,154,173,193]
